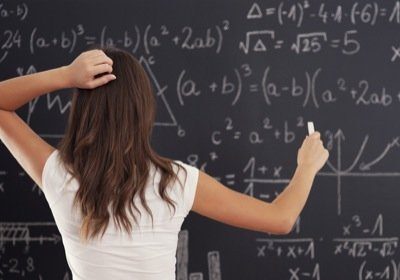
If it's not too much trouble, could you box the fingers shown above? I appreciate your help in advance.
[87,51,115,85]
[297,130,330,172]
[88,74,117,88]
[90,54,113,66]
[81,49,113,66]
[310,132,320,139]
[324,149,330,159]
[82,49,106,58]
[69,49,116,89]
[302,131,326,153]
[301,131,320,147]
[91,63,113,76]
[83,50,116,88]
[90,64,116,88]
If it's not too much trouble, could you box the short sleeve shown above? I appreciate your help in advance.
[41,149,66,206]
[174,161,199,216]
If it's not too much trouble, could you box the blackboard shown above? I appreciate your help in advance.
[1,0,400,279]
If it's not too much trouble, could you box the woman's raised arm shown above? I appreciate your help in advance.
[0,49,115,111]
[0,49,115,189]
[191,132,329,234]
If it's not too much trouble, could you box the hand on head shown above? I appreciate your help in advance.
[297,132,329,174]
[64,49,116,89]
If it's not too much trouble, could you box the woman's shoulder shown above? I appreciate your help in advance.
[41,149,74,206]
[170,159,200,215]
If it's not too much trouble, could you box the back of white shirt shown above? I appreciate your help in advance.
[41,150,199,280]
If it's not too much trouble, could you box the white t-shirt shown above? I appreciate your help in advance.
[41,149,199,280]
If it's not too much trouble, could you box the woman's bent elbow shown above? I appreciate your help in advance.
[267,216,295,235]
[278,218,295,234]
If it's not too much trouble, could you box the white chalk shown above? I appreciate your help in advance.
[307,122,315,135]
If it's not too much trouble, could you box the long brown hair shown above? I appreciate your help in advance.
[57,46,186,241]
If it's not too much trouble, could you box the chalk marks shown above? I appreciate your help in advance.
[176,230,222,280]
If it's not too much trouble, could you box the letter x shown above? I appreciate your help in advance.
[391,46,400,62]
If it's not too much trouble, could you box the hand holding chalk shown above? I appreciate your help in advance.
[298,121,329,174]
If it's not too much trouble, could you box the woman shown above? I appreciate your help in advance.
[0,47,329,279]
